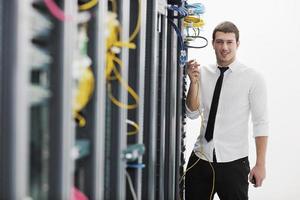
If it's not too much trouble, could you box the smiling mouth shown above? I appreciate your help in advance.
[221,53,229,58]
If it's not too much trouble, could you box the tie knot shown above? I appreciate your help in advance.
[218,67,229,74]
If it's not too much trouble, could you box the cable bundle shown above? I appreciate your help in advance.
[72,24,95,127]
[167,1,208,66]
[105,0,141,138]
[167,4,189,18]
[185,3,205,15]
[183,2,208,49]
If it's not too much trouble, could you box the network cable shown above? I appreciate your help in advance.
[185,3,205,15]
[167,4,189,18]
[43,0,72,21]
[79,0,98,11]
[105,0,141,137]
[168,19,187,66]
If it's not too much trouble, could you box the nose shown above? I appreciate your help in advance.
[222,43,229,50]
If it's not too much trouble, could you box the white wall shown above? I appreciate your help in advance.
[185,0,300,199]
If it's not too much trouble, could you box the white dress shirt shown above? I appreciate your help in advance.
[186,59,269,163]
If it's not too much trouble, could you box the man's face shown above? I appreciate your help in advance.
[213,31,239,67]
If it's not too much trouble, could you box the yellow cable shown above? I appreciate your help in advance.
[73,67,95,111]
[179,151,215,200]
[126,119,139,135]
[104,0,141,134]
[107,57,139,109]
[184,15,201,23]
[106,52,139,110]
[107,65,139,109]
[79,0,98,11]
[180,81,215,200]
[73,66,95,127]
[105,0,140,108]
[108,0,141,43]
[183,17,205,28]
[74,112,87,127]
[106,12,136,51]
[105,52,115,78]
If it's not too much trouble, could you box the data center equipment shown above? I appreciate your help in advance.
[0,0,207,199]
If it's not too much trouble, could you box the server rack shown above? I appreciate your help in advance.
[0,0,188,199]
[104,0,129,199]
[71,1,107,199]
[48,1,76,199]
[126,0,147,199]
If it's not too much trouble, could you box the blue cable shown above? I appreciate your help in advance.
[185,3,205,15]
[168,19,187,65]
[167,5,188,18]
[168,2,207,64]
[127,163,145,169]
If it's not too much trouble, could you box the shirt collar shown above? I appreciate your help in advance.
[211,59,240,73]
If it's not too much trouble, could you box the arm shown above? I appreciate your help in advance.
[186,81,200,111]
[249,71,269,187]
[186,60,201,112]
[249,136,268,187]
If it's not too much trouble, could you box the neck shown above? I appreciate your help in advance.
[217,57,236,67]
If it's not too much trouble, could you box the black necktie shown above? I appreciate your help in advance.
[205,67,229,142]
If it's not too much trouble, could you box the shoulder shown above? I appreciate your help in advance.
[236,61,265,81]
[240,64,267,91]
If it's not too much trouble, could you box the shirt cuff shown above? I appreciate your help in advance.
[253,122,269,137]
[185,103,200,119]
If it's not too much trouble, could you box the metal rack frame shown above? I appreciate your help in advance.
[0,1,31,199]
[73,2,107,199]
[48,1,76,199]
[0,0,186,199]
[142,0,160,198]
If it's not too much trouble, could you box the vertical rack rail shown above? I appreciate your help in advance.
[0,0,31,199]
[142,0,159,199]
[48,1,76,199]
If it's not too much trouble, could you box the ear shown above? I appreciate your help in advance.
[212,40,215,49]
[237,41,240,48]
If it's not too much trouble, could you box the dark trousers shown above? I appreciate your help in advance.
[185,152,250,200]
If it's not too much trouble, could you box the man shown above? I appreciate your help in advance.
[185,21,269,200]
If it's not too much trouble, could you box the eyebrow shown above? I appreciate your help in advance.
[215,39,235,42]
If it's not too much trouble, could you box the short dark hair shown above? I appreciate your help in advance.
[212,21,239,42]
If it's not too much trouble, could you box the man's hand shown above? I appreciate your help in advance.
[249,164,266,187]
[187,60,200,83]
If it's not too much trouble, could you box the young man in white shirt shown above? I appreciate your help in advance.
[185,21,268,200]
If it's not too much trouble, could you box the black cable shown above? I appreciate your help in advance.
[184,36,208,49]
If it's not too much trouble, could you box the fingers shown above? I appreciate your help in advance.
[186,60,200,83]
[250,175,256,186]
[249,172,264,187]
[248,171,254,182]
[187,60,200,74]
[254,176,263,187]
[187,59,196,65]
[187,59,200,69]
[188,67,200,83]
